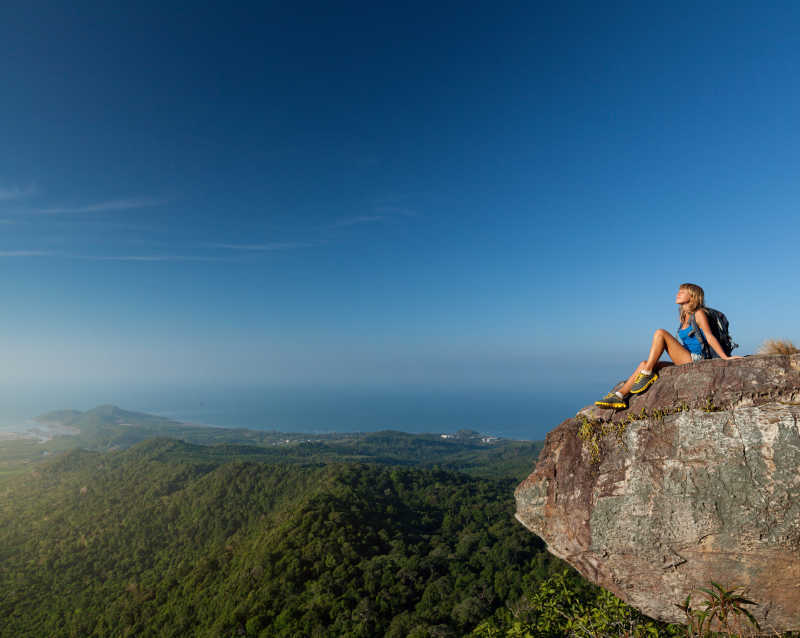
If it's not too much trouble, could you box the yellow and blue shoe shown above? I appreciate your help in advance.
[630,371,658,394]
[595,392,627,410]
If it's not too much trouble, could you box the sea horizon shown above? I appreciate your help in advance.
[0,385,590,441]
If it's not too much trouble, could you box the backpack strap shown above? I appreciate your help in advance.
[688,311,712,359]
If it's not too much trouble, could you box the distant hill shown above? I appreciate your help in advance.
[41,404,176,428]
[14,405,544,480]
[34,404,193,447]
[35,408,84,425]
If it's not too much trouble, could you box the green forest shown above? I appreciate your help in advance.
[0,409,684,637]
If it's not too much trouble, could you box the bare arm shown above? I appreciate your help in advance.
[695,309,740,360]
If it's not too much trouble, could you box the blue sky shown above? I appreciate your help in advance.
[1,2,799,433]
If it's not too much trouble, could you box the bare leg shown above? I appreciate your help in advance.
[644,329,692,370]
[618,329,692,396]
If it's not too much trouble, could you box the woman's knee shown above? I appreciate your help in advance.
[654,328,669,339]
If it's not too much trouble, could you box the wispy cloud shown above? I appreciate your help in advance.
[0,233,315,263]
[36,197,167,214]
[74,254,225,262]
[0,250,223,262]
[0,184,37,201]
[374,205,417,217]
[331,206,418,229]
[0,250,54,257]
[211,241,317,251]
[332,215,389,228]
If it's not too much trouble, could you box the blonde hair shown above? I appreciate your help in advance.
[679,283,705,323]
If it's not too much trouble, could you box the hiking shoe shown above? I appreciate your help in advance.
[630,371,658,394]
[595,392,627,410]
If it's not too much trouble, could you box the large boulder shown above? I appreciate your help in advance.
[515,354,800,632]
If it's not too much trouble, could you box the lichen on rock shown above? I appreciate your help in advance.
[515,354,800,632]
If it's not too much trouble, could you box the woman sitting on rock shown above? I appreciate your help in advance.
[595,283,739,410]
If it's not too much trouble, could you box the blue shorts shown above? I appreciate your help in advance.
[691,351,720,362]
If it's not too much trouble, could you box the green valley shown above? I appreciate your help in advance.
[0,407,679,637]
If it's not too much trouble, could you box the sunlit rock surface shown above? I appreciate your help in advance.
[515,354,800,631]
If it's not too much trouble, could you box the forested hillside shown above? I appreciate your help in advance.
[1,428,688,637]
[1,439,560,637]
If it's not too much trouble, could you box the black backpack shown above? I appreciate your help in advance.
[688,307,738,358]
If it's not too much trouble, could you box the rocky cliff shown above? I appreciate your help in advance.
[515,354,800,631]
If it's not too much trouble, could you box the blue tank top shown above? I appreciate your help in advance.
[678,325,704,355]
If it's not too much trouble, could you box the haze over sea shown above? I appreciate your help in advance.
[0,384,587,440]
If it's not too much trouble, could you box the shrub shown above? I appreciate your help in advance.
[758,339,800,355]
